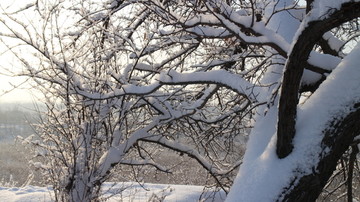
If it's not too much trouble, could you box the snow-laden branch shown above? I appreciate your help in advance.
[277,0,360,158]
[204,0,291,57]
[227,40,360,202]
[159,70,260,102]
[78,69,260,103]
[96,86,220,177]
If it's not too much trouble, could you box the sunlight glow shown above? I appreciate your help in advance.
[0,0,42,104]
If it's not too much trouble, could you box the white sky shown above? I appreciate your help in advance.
[0,47,40,104]
[0,0,41,104]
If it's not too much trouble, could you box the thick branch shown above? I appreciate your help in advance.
[276,2,360,158]
[280,105,360,201]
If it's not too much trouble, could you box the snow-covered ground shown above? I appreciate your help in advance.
[0,182,225,202]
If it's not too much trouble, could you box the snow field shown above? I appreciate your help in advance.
[0,182,226,202]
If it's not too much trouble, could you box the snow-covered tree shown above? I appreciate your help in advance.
[0,0,243,201]
[1,0,360,201]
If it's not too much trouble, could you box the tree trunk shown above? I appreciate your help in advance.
[277,2,360,159]
[60,177,101,202]
[279,106,360,201]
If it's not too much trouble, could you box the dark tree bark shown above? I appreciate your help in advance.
[280,105,360,201]
[277,2,360,158]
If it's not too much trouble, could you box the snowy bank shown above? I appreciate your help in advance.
[0,182,225,202]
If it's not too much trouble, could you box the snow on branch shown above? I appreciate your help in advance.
[159,70,260,103]
[277,0,360,158]
[78,69,260,104]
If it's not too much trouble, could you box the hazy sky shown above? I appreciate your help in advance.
[0,0,40,104]
[0,46,38,104]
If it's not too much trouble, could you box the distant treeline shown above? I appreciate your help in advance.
[0,103,39,141]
